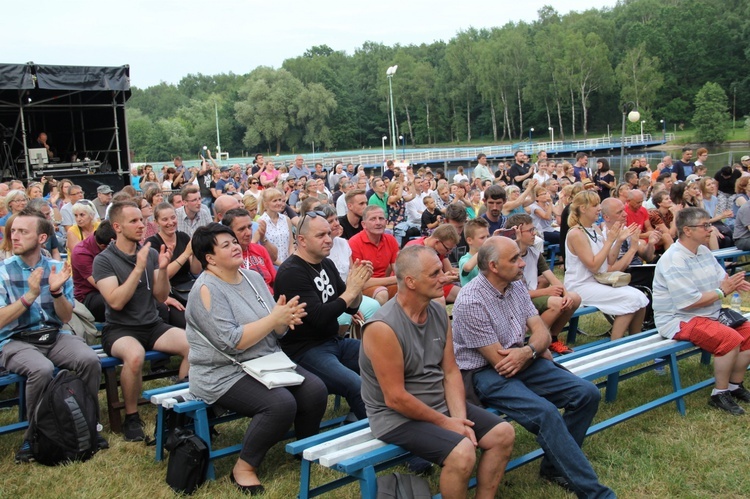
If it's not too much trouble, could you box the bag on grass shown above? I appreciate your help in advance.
[30,369,98,466]
[377,472,432,499]
[165,428,209,495]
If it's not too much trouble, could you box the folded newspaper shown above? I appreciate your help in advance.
[240,351,305,389]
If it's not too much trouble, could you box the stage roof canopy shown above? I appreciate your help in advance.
[0,63,130,92]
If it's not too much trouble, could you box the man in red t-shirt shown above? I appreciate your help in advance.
[624,189,654,239]
[221,208,276,293]
[405,224,461,304]
[348,206,399,305]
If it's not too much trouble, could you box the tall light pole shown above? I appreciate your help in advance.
[548,127,554,148]
[660,119,666,142]
[620,101,640,182]
[640,120,645,142]
[381,135,387,162]
[529,127,534,145]
[399,135,405,160]
[386,65,398,161]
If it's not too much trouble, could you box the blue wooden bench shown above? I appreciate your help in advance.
[0,371,28,436]
[144,383,347,480]
[286,330,714,499]
[544,243,560,269]
[564,305,601,345]
[712,246,750,274]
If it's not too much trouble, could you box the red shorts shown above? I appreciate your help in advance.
[443,283,455,299]
[674,316,750,356]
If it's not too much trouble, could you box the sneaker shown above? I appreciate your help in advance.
[15,440,34,464]
[122,413,146,442]
[709,391,746,415]
[540,472,575,493]
[730,383,750,403]
[96,433,110,450]
[548,340,573,355]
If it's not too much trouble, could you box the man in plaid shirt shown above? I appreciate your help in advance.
[0,208,104,463]
[452,236,613,498]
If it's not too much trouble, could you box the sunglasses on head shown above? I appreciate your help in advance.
[297,210,327,233]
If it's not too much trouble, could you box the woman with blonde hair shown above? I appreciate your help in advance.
[258,188,294,265]
[242,194,260,220]
[0,190,29,228]
[564,191,648,339]
[66,199,100,261]
[26,182,44,199]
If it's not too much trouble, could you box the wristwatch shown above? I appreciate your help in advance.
[527,344,538,360]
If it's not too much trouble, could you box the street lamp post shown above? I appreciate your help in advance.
[399,135,405,160]
[620,101,640,182]
[548,127,554,148]
[659,119,666,142]
[381,135,387,163]
[640,120,645,142]
[529,127,534,148]
[386,65,398,161]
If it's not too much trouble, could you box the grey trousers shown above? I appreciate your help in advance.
[0,333,101,439]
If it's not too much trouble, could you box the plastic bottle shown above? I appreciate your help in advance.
[731,292,742,313]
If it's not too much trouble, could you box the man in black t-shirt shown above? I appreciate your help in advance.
[672,147,695,182]
[508,150,533,188]
[338,189,367,240]
[275,213,373,419]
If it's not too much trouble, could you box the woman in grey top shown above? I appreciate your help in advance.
[186,223,327,494]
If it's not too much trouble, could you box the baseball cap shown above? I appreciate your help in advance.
[741,156,750,162]
[97,185,113,194]
[220,166,230,172]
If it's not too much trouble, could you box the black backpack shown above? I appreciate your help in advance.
[165,428,209,495]
[377,472,432,498]
[30,369,98,466]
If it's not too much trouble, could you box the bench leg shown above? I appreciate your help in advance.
[103,367,122,433]
[154,406,166,461]
[18,378,26,422]
[298,459,312,499]
[192,407,216,480]
[567,317,579,344]
[700,350,712,365]
[668,354,686,416]
[358,465,378,499]
[605,373,620,403]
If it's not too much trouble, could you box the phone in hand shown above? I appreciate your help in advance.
[495,228,516,240]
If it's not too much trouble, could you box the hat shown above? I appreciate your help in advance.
[97,185,113,194]
[741,156,750,162]
[685,174,701,184]
[220,166,230,172]
[582,178,595,188]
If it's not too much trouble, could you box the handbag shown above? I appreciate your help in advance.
[717,308,748,328]
[594,271,631,287]
[192,270,305,390]
[170,279,196,304]
[165,428,208,495]
[13,325,59,346]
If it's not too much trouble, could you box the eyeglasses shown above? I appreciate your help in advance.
[520,227,537,234]
[250,181,259,185]
[437,239,456,254]
[687,223,712,230]
[297,210,327,234]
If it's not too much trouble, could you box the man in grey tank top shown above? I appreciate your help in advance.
[360,246,514,499]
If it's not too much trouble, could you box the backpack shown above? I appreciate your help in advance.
[376,472,432,499]
[165,428,209,495]
[30,369,98,466]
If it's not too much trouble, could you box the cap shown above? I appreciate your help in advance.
[220,166,230,172]
[741,156,750,162]
[685,174,701,183]
[97,185,113,194]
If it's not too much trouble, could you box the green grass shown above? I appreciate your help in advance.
[1,310,749,497]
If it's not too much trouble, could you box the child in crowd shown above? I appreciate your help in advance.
[420,195,442,235]
[459,217,490,286]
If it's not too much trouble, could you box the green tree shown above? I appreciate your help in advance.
[692,82,730,144]
[615,43,663,111]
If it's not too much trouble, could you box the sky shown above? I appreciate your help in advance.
[3,0,618,89]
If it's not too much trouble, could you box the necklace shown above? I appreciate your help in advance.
[299,255,323,276]
[579,224,598,243]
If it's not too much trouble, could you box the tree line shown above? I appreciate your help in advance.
[126,0,750,162]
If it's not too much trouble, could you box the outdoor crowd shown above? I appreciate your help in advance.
[1,147,750,498]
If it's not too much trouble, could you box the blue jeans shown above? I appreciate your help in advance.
[473,359,614,499]
[295,337,366,419]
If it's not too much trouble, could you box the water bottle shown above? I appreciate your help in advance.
[730,292,742,313]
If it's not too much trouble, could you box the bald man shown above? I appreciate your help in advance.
[213,194,241,223]
[624,189,655,239]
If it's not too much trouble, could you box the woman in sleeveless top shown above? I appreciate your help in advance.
[66,200,100,263]
[564,191,648,340]
[258,188,294,265]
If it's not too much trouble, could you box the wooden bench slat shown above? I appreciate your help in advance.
[319,439,388,467]
[303,427,374,461]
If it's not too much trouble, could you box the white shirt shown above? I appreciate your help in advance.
[405,192,428,225]
[336,194,348,217]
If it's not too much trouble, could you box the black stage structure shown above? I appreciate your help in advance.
[0,63,130,195]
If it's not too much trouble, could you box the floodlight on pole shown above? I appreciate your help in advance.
[619,101,640,181]
[548,127,554,147]
[381,135,387,161]
[386,65,398,160]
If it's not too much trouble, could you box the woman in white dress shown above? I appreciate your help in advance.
[564,191,648,340]
[258,188,294,265]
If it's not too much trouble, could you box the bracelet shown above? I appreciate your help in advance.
[20,296,32,308]
[716,288,725,300]
[50,289,63,298]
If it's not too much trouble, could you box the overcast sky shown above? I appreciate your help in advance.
[4,0,617,89]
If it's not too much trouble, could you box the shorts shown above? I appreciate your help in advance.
[363,284,398,300]
[442,284,455,299]
[378,403,504,466]
[101,320,173,356]
[674,316,750,356]
[531,295,550,313]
